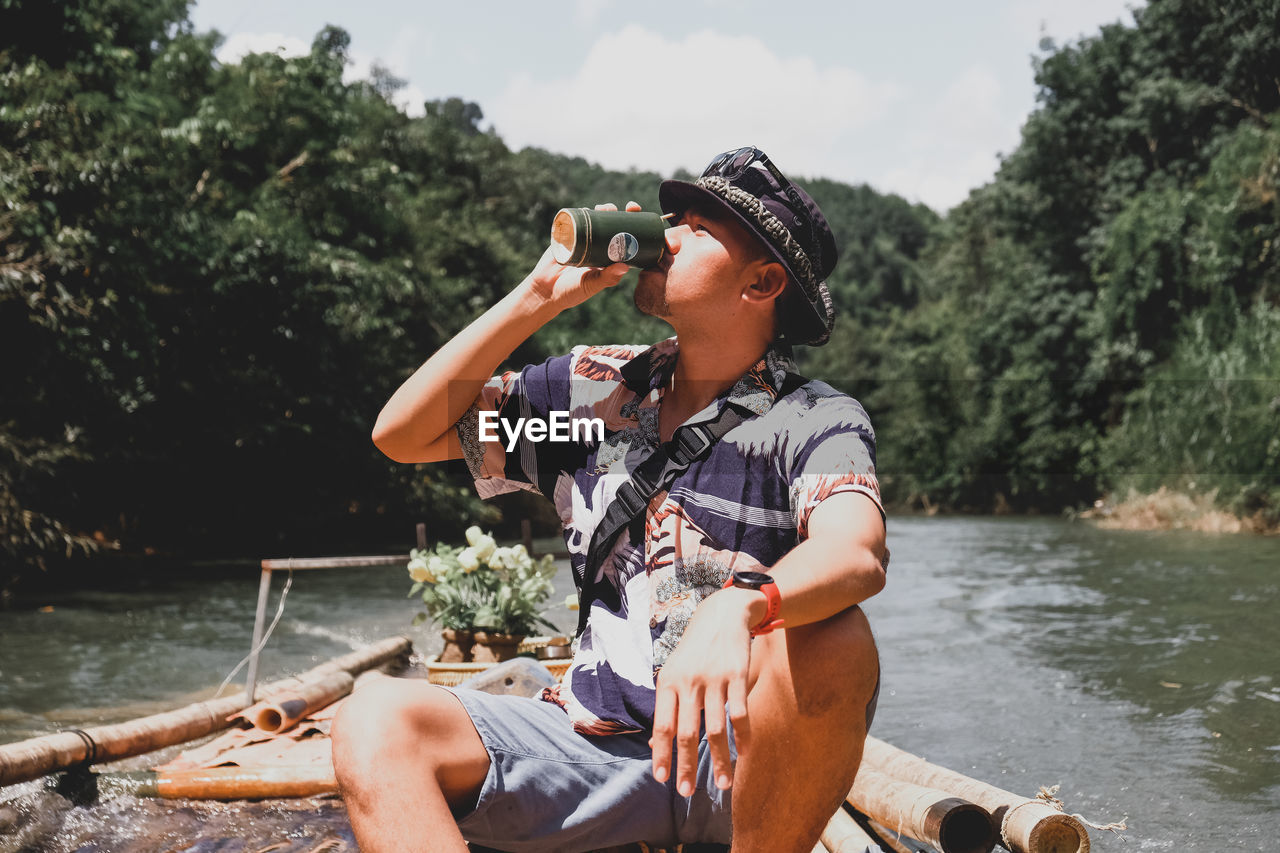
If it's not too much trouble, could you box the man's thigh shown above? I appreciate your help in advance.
[446,689,730,852]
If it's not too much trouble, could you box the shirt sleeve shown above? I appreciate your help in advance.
[788,394,884,541]
[455,350,576,499]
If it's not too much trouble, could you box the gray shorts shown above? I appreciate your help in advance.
[444,688,734,852]
[445,679,879,852]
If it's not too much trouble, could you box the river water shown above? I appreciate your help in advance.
[1,517,1276,851]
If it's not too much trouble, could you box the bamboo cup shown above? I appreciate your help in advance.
[550,208,667,268]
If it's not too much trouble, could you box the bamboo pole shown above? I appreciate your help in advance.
[243,565,275,702]
[157,765,336,799]
[101,765,337,800]
[821,805,884,853]
[259,555,409,570]
[861,738,1091,853]
[239,670,354,734]
[864,816,933,853]
[847,767,995,853]
[0,635,411,788]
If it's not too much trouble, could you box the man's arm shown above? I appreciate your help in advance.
[649,491,886,794]
[371,209,636,464]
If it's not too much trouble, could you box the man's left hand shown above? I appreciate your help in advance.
[650,586,761,795]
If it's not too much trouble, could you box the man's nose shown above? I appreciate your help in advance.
[664,227,684,255]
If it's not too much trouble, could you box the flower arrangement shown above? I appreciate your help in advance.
[408,526,560,637]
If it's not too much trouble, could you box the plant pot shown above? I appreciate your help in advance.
[439,628,475,663]
[471,631,525,663]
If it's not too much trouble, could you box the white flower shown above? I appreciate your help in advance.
[473,534,496,562]
[564,593,579,611]
[512,543,528,560]
[408,562,435,583]
[465,526,484,547]
[427,555,446,574]
[457,547,480,572]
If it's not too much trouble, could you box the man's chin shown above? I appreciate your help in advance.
[634,271,669,319]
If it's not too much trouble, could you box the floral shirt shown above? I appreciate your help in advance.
[456,338,883,735]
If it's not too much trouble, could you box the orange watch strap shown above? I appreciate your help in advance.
[722,574,785,635]
[749,580,783,636]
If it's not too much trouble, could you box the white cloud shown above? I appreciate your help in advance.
[214,33,426,118]
[487,25,900,184]
[215,31,309,64]
[347,49,427,118]
[878,65,1023,211]
[1008,0,1138,47]
[574,0,613,28]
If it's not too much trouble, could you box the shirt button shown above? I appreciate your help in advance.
[649,616,658,628]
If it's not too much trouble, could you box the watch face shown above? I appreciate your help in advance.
[733,570,774,589]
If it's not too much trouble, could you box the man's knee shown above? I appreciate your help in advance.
[332,679,489,806]
[332,680,449,780]
[795,604,877,665]
[755,605,878,719]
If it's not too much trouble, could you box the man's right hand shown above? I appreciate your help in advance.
[372,201,643,464]
[523,202,641,313]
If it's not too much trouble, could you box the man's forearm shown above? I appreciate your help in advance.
[768,522,886,626]
[371,280,558,463]
[722,492,887,632]
[372,214,634,464]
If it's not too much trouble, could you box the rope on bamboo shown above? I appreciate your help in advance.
[1011,785,1128,837]
[68,730,97,766]
[304,841,346,853]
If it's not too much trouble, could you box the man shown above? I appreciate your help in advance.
[333,147,887,852]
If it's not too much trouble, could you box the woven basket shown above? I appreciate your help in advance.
[425,636,572,686]
[424,656,571,686]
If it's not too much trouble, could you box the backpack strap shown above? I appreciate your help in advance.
[572,371,806,638]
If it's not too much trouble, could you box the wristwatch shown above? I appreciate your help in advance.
[722,570,784,636]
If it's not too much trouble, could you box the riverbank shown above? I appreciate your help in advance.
[1079,487,1280,535]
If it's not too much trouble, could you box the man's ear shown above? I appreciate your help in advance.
[743,261,789,305]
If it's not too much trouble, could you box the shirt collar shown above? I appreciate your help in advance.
[618,337,797,417]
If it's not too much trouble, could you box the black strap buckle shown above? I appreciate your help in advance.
[612,480,648,517]
[669,427,712,467]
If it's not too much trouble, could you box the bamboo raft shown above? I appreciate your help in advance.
[0,640,1097,853]
[0,545,1109,853]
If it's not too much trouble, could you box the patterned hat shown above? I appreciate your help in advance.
[658,148,838,346]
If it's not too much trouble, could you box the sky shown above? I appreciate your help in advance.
[188,0,1143,213]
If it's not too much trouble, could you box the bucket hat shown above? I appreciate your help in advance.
[658,146,838,346]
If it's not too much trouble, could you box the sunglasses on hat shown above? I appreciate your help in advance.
[700,146,824,277]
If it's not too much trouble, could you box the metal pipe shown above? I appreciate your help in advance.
[244,567,273,703]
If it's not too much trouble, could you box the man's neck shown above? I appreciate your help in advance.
[659,336,768,441]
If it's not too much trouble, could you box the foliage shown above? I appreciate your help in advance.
[408,526,559,635]
[4,0,1279,596]
[0,425,105,596]
[1099,304,1280,525]
[816,0,1280,521]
